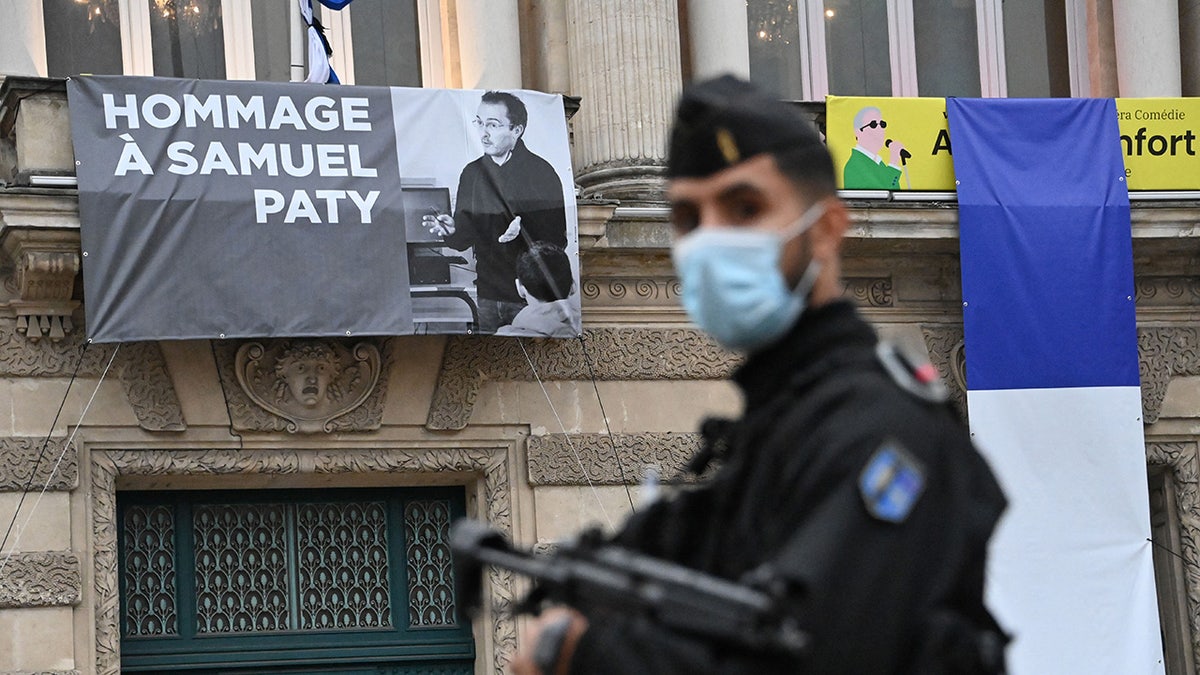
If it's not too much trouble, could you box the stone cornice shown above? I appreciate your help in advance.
[0,190,79,224]
[577,200,1200,251]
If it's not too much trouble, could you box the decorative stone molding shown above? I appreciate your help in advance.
[1138,327,1200,424]
[0,321,184,431]
[1146,442,1200,666]
[233,340,383,433]
[91,445,516,675]
[1135,277,1200,306]
[117,342,185,432]
[0,671,79,675]
[0,551,81,608]
[0,227,80,342]
[844,276,894,308]
[920,324,968,417]
[579,278,681,307]
[0,317,109,377]
[527,432,701,485]
[577,276,889,311]
[0,437,76,491]
[427,328,740,430]
[214,338,391,434]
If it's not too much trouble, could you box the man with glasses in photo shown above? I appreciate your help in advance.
[843,105,907,189]
[425,91,568,333]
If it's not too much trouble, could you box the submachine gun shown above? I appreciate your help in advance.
[450,519,810,658]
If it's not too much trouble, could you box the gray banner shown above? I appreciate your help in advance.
[69,76,413,342]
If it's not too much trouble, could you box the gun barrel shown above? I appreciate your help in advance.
[450,519,810,657]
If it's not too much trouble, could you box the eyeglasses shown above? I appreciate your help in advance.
[472,118,512,132]
[858,119,887,131]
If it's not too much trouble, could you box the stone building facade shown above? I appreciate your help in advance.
[1,1,1200,674]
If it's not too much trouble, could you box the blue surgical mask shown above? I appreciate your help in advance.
[671,203,826,352]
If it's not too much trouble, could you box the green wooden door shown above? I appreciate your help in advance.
[117,487,474,674]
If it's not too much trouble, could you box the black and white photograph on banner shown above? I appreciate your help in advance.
[389,87,581,337]
[66,76,581,342]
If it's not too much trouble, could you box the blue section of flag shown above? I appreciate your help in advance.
[948,98,1140,391]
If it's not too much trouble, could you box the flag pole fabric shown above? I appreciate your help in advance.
[299,0,353,84]
[948,98,1164,674]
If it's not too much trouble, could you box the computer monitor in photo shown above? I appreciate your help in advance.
[401,187,453,244]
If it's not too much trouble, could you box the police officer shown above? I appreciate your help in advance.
[512,75,1008,674]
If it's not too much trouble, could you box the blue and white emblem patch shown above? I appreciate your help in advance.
[859,441,926,523]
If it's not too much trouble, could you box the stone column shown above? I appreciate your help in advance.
[566,0,683,201]
[687,0,750,80]
[1085,0,1119,97]
[1112,0,1182,96]
[457,0,523,89]
[520,0,571,93]
[1,0,47,77]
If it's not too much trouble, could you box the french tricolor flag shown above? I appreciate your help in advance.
[948,98,1164,674]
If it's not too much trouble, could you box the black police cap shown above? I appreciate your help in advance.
[667,75,826,179]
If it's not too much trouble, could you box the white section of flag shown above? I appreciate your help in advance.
[968,386,1163,675]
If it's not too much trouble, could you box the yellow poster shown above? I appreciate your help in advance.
[829,95,1200,192]
[1116,98,1200,190]
[826,96,956,191]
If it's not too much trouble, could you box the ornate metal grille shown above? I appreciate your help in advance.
[297,501,392,630]
[193,503,290,633]
[119,488,471,673]
[122,504,178,637]
[404,499,456,627]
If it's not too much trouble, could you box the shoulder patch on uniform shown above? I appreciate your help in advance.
[875,341,949,404]
[859,440,926,523]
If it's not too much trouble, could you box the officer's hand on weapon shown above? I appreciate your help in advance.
[499,214,522,243]
[423,210,455,237]
[511,607,588,675]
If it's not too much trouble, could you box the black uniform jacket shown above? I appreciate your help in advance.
[567,301,1007,674]
[446,139,567,303]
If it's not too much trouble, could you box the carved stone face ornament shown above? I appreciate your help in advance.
[236,339,381,433]
[275,345,336,407]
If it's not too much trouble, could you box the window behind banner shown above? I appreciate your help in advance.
[1003,0,1071,97]
[746,0,1072,99]
[39,0,437,84]
[913,0,980,97]
[346,0,423,86]
[117,487,474,674]
[147,0,226,79]
[824,0,891,97]
[43,0,124,77]
[251,0,294,83]
[747,0,804,99]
